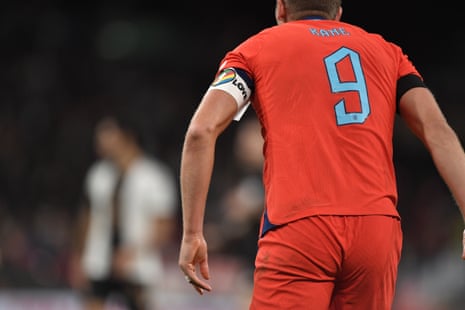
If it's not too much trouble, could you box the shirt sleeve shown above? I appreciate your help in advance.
[208,67,254,121]
[210,32,265,120]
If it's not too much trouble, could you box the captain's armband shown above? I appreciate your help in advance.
[208,68,254,121]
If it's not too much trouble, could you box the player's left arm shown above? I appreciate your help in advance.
[179,66,253,294]
[179,88,240,294]
[399,85,465,259]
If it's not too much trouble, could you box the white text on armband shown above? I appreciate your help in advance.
[208,68,252,110]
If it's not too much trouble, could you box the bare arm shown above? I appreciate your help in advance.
[69,202,90,288]
[179,89,238,294]
[151,217,176,248]
[399,87,465,259]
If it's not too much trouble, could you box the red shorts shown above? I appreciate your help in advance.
[249,215,402,310]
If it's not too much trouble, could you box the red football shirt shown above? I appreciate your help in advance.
[218,18,421,225]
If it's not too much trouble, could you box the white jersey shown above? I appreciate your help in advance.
[81,155,177,286]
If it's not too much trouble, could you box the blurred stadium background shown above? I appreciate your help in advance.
[0,0,464,309]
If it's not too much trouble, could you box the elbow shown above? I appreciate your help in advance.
[183,123,218,149]
[423,121,459,151]
[186,123,215,140]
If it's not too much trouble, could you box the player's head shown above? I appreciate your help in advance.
[275,0,342,24]
[94,107,143,161]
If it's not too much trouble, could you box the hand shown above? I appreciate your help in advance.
[112,246,135,279]
[178,233,212,295]
[68,253,88,290]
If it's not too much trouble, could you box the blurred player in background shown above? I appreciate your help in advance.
[207,118,264,274]
[178,0,465,309]
[71,110,177,310]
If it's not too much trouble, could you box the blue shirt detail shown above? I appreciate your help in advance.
[235,68,255,92]
[261,209,278,237]
[302,15,327,20]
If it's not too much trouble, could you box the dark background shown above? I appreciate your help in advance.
[0,0,464,306]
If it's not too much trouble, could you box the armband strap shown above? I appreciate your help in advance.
[208,68,254,121]
[396,74,427,112]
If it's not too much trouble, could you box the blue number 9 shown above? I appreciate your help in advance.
[324,47,370,125]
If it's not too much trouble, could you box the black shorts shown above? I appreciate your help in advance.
[87,277,144,310]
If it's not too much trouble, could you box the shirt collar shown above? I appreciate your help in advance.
[301,15,327,20]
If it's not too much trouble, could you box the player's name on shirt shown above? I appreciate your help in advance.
[309,27,350,37]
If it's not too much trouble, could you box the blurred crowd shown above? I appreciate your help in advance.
[0,1,464,309]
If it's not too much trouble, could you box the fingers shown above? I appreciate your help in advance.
[179,259,212,295]
[182,263,212,295]
[184,273,212,295]
[199,256,210,280]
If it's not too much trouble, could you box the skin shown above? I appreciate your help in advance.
[179,0,465,296]
[178,90,237,294]
[71,117,176,308]
[398,87,465,258]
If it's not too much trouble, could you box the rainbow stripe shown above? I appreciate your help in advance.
[212,69,236,86]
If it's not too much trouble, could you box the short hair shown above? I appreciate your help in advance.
[285,0,342,19]
[98,103,145,147]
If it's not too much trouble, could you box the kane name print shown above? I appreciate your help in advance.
[309,27,350,37]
